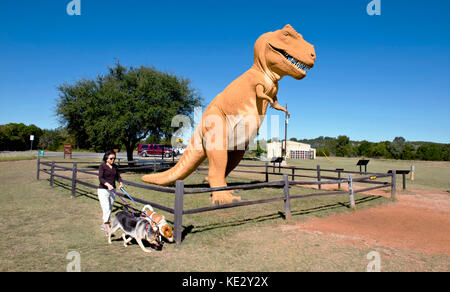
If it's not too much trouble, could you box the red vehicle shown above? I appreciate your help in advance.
[137,144,174,158]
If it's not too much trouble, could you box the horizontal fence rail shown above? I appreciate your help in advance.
[39,161,175,213]
[36,157,397,244]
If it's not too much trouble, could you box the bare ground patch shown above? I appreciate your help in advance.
[289,188,450,257]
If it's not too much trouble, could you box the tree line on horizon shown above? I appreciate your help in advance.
[289,135,450,162]
[0,123,70,152]
[2,123,449,162]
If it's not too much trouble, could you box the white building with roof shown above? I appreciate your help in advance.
[266,141,316,160]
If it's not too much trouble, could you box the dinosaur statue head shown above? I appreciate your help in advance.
[253,24,316,81]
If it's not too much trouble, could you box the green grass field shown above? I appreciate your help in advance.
[1,156,449,271]
[0,154,36,162]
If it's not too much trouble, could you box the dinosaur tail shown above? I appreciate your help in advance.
[141,131,206,186]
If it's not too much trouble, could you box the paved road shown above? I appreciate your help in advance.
[1,151,127,159]
[0,151,179,163]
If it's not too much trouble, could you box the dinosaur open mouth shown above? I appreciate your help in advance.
[270,45,312,74]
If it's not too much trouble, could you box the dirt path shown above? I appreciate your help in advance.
[290,185,450,256]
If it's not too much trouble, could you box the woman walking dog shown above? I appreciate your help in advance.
[98,150,123,235]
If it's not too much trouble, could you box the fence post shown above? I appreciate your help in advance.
[50,161,55,187]
[317,165,321,190]
[174,180,184,245]
[265,162,268,182]
[348,174,356,210]
[283,174,292,220]
[291,167,295,181]
[337,169,342,190]
[391,169,397,200]
[36,157,40,180]
[71,162,77,198]
[402,173,406,190]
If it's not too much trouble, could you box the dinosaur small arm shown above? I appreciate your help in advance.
[142,24,316,204]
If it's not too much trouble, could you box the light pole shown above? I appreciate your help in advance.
[283,103,288,159]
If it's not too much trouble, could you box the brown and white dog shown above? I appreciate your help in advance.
[108,210,162,253]
[141,205,174,243]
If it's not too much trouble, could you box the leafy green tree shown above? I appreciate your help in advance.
[370,142,389,158]
[416,144,442,161]
[387,137,406,159]
[316,148,330,157]
[355,140,372,157]
[335,135,350,157]
[0,123,43,151]
[400,143,416,160]
[443,144,450,161]
[38,127,69,151]
[56,63,202,161]
[393,137,406,144]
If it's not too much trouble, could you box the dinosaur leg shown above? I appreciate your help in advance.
[203,108,241,204]
[201,107,241,204]
[207,149,241,204]
[203,139,246,184]
[201,150,246,194]
[220,150,246,195]
[225,150,246,177]
[204,149,246,193]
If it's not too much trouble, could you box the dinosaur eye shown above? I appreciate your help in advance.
[284,32,289,36]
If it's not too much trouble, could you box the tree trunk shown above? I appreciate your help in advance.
[125,141,135,167]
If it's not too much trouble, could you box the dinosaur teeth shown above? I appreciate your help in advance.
[276,46,311,72]
[289,58,308,72]
[290,57,307,71]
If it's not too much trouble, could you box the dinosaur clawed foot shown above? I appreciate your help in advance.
[211,191,241,205]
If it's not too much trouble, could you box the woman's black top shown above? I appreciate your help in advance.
[98,163,122,189]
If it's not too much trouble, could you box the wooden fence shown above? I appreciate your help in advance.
[36,158,397,244]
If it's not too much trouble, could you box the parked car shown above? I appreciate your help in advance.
[137,144,174,158]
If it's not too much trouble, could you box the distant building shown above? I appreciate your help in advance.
[266,141,316,160]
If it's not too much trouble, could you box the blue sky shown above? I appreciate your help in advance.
[1,0,449,143]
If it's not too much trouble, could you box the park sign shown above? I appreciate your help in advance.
[64,144,72,159]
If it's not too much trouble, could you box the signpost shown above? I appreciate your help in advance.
[64,144,73,159]
[356,159,370,174]
[30,135,34,152]
[388,169,410,190]
[271,156,284,173]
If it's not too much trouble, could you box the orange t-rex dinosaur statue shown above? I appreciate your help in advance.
[142,24,316,204]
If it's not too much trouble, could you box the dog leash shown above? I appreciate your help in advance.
[120,186,138,206]
[113,189,135,216]
[117,187,158,225]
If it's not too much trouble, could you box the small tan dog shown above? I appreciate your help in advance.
[141,205,174,243]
